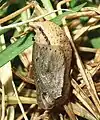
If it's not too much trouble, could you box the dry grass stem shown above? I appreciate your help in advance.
[79,47,97,53]
[0,95,36,104]
[16,104,36,120]
[71,79,98,118]
[12,80,28,120]
[89,24,100,30]
[0,2,8,9]
[63,11,97,20]
[0,2,34,24]
[57,0,70,15]
[17,82,26,93]
[71,102,96,120]
[63,16,100,118]
[85,70,100,113]
[73,26,90,41]
[64,104,77,120]
[1,85,5,120]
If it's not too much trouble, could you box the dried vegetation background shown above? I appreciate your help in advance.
[0,0,100,120]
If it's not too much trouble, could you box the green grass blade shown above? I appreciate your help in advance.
[0,33,33,67]
[51,2,87,25]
